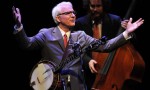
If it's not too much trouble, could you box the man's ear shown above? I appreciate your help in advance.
[56,16,60,23]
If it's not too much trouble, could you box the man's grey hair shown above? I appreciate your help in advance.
[52,1,73,24]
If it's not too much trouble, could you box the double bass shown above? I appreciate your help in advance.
[91,0,145,90]
[91,42,145,90]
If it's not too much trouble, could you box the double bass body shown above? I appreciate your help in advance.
[91,42,145,90]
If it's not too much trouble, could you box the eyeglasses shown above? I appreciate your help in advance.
[58,11,77,16]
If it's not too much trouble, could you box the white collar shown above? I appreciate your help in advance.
[58,26,71,40]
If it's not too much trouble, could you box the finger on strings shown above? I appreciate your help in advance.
[90,67,94,73]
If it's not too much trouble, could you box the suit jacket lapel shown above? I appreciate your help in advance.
[52,27,65,51]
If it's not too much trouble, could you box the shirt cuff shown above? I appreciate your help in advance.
[123,31,132,40]
[13,24,23,34]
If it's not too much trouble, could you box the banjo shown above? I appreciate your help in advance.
[29,44,83,90]
[30,62,52,90]
[29,36,107,90]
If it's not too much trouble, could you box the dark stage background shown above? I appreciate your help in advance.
[1,0,149,90]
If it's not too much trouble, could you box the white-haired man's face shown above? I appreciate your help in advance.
[56,5,76,28]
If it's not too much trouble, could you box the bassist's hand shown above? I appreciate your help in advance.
[89,59,98,73]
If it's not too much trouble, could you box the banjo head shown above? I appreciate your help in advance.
[30,63,54,90]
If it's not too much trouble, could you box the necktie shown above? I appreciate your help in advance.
[64,34,68,48]
[92,23,102,59]
[93,23,102,39]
